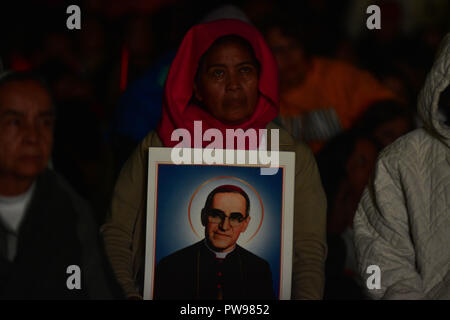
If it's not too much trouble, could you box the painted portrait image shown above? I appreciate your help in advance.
[144,154,295,300]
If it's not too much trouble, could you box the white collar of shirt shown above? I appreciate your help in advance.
[0,182,36,233]
[204,239,235,259]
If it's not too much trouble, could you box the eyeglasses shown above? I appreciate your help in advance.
[206,209,247,227]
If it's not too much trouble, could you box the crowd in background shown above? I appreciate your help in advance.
[0,0,449,299]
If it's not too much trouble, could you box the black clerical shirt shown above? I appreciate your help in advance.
[154,240,275,300]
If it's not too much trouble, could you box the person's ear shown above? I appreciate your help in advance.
[201,208,208,226]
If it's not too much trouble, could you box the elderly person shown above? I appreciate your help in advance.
[0,71,112,299]
[101,19,327,300]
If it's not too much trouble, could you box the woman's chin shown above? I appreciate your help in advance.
[219,111,254,126]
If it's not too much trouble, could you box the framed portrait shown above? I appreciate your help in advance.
[143,148,295,300]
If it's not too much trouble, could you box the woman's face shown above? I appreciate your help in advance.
[194,40,259,125]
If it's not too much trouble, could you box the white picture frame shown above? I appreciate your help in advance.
[143,147,295,300]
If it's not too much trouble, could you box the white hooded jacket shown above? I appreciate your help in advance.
[353,33,450,300]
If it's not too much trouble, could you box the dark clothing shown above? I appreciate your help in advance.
[154,240,275,300]
[0,169,112,299]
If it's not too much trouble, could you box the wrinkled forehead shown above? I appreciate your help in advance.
[198,35,259,69]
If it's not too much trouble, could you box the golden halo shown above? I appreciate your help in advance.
[188,176,264,244]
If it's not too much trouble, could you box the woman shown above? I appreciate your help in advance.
[101,19,327,300]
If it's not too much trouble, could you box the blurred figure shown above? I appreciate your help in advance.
[351,0,441,105]
[105,13,158,118]
[354,34,450,299]
[318,132,379,235]
[35,61,113,226]
[371,63,417,107]
[260,11,397,153]
[111,51,174,176]
[35,29,113,214]
[317,131,379,299]
[78,15,108,79]
[317,99,414,299]
[355,99,416,149]
[51,97,113,225]
[122,14,157,81]
[0,71,112,299]
[106,13,162,175]
[75,14,112,121]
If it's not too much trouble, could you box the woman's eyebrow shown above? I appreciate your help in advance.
[206,61,256,71]
[0,109,55,118]
[236,61,256,67]
[0,110,25,118]
[205,63,226,71]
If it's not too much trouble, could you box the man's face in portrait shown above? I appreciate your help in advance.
[204,192,250,253]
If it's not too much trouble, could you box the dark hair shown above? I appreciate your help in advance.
[196,34,261,77]
[257,9,313,58]
[0,70,50,91]
[316,130,369,211]
[201,184,250,225]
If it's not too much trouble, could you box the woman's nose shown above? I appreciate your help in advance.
[23,122,39,144]
[226,72,241,91]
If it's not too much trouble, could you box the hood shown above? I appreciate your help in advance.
[156,19,279,148]
[200,4,251,24]
[417,33,450,147]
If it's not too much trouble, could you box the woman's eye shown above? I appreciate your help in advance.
[7,119,21,127]
[212,70,224,78]
[240,66,252,73]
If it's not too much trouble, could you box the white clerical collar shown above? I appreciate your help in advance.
[204,239,236,259]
